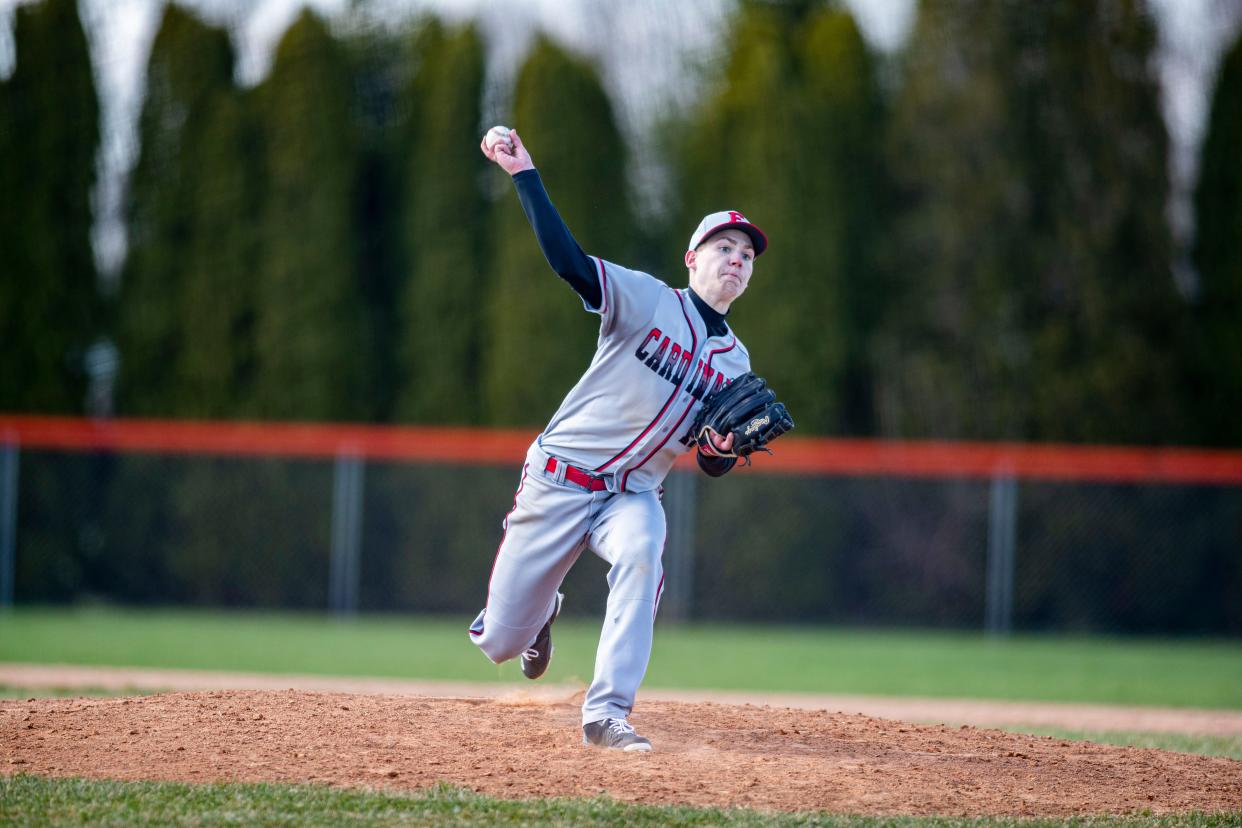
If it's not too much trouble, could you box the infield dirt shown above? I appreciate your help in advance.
[3,689,1240,817]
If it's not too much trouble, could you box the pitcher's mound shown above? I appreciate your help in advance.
[3,690,1239,817]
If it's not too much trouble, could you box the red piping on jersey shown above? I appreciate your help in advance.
[594,290,699,474]
[471,462,530,636]
[621,334,736,491]
[593,256,609,316]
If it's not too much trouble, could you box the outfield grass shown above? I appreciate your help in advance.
[1,775,1236,828]
[1,606,1239,709]
[997,728,1242,761]
[0,684,139,699]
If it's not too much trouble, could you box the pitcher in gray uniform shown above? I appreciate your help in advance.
[469,125,768,752]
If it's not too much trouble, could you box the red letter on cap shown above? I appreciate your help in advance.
[728,211,747,223]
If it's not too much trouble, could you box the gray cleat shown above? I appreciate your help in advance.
[582,717,653,752]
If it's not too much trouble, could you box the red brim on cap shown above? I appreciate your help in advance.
[695,221,769,257]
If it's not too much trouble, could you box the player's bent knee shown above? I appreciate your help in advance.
[471,625,531,664]
[476,635,524,664]
[610,537,666,578]
[616,544,660,565]
[634,534,666,565]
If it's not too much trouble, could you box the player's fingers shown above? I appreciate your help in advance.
[719,432,735,451]
[480,137,494,160]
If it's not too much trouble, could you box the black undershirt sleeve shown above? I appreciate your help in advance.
[512,169,602,310]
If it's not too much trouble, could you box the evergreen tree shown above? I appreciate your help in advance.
[0,62,15,384]
[1018,2,1185,444]
[483,38,638,426]
[673,2,887,435]
[114,4,235,415]
[878,0,1183,443]
[1190,32,1242,445]
[877,0,1045,441]
[251,10,369,421]
[799,9,890,434]
[393,21,488,423]
[178,89,263,418]
[104,11,249,624]
[0,0,99,413]
[343,25,407,423]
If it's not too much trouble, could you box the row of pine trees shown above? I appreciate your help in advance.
[3,0,1241,445]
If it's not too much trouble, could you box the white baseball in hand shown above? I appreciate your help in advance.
[485,125,514,155]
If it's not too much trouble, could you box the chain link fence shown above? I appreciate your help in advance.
[3,425,1238,636]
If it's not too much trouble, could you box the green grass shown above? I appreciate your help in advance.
[997,727,1242,760]
[1,606,1239,709]
[0,684,142,699]
[1,776,1237,828]
[647,625,1242,708]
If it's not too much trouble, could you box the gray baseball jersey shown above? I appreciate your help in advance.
[540,257,752,491]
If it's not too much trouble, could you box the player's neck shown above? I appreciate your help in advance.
[687,288,730,337]
[689,281,734,312]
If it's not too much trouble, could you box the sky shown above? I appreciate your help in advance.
[0,0,1239,279]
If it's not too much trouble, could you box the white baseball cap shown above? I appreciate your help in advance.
[687,210,768,257]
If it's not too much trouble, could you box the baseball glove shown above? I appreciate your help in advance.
[692,371,794,462]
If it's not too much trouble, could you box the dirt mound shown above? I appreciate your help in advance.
[3,690,1240,817]
[5,663,1240,736]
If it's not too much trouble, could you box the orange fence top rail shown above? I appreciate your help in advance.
[2,415,1241,485]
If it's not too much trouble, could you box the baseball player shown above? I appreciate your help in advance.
[469,125,766,752]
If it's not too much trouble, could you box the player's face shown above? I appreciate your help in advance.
[687,230,755,308]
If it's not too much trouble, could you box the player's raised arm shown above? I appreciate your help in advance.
[480,125,601,309]
[480,126,534,175]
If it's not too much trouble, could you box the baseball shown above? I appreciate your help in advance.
[485,125,514,155]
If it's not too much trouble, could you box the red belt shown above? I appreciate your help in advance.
[545,458,608,491]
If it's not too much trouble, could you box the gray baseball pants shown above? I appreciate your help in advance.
[469,442,666,726]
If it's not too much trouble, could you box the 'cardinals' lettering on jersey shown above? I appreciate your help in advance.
[538,257,751,492]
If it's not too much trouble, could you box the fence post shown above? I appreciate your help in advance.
[660,468,697,622]
[985,472,1017,636]
[0,437,17,611]
[329,451,365,617]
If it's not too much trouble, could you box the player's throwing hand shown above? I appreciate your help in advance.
[480,125,534,176]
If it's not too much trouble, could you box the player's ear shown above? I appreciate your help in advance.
[684,249,696,270]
